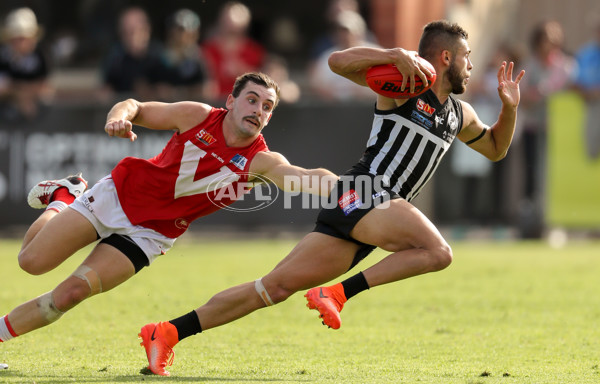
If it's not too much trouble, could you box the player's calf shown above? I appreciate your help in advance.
[37,291,65,323]
[0,291,64,342]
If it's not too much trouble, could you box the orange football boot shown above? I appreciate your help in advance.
[139,322,178,376]
[305,283,347,329]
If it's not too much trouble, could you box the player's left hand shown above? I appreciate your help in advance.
[497,61,525,108]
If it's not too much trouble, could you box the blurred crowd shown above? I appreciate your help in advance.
[3,2,597,123]
[0,0,380,123]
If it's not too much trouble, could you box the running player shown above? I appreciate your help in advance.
[0,73,337,352]
[139,20,525,376]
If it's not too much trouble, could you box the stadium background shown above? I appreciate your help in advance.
[0,0,598,238]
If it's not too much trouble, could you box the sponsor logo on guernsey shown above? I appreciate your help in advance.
[338,189,363,216]
[448,111,459,133]
[174,218,189,230]
[411,110,433,128]
[416,99,435,116]
[211,152,225,163]
[230,154,248,170]
[372,190,388,200]
[196,129,217,146]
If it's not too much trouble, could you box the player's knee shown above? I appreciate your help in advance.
[71,265,103,296]
[430,243,453,271]
[53,278,92,311]
[54,265,103,310]
[267,282,295,304]
[255,278,294,305]
[18,249,45,275]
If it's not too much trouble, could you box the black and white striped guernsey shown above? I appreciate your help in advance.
[348,89,463,202]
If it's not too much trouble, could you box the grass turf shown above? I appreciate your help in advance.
[0,237,599,383]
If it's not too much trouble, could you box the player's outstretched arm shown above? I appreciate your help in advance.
[249,151,338,196]
[458,61,525,161]
[104,99,213,141]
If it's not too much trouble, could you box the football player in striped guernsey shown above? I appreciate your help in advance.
[140,20,524,375]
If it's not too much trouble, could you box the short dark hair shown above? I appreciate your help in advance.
[418,20,468,61]
[231,72,281,108]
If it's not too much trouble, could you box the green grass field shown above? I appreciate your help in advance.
[0,237,599,383]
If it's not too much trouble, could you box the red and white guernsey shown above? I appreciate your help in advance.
[111,107,268,238]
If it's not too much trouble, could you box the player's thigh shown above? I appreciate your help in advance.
[20,208,98,268]
[263,232,360,292]
[351,199,446,252]
[79,242,137,292]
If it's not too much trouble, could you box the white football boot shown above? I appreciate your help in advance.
[27,173,88,209]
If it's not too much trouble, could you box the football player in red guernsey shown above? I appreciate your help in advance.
[0,73,337,355]
[138,20,525,377]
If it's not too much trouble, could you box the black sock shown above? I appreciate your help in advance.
[169,311,202,341]
[341,271,370,300]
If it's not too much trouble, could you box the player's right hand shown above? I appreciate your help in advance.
[105,119,138,142]
[391,48,430,94]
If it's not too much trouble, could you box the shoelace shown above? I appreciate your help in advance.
[157,343,175,368]
[166,347,175,367]
[37,184,59,203]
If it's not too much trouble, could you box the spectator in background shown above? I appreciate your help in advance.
[201,2,266,101]
[572,14,600,160]
[309,0,378,61]
[262,54,300,104]
[0,7,53,121]
[163,8,208,101]
[308,10,377,101]
[101,6,170,101]
[519,20,575,238]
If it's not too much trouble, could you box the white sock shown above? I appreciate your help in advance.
[46,201,68,213]
[0,315,17,342]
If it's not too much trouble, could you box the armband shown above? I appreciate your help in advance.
[465,128,487,145]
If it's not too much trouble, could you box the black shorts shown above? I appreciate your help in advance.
[313,174,400,270]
